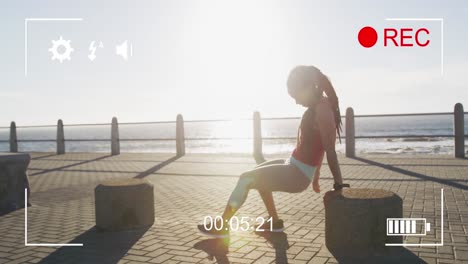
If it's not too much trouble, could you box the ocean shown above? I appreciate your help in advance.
[0,115,466,155]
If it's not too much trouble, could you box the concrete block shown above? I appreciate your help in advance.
[95,178,154,231]
[324,188,402,258]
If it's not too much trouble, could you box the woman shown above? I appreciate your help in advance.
[198,65,349,237]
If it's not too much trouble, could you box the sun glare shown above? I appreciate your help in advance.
[195,1,285,117]
[210,119,251,139]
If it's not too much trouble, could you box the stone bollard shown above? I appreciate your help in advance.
[345,107,355,158]
[324,188,402,258]
[95,178,154,231]
[454,103,465,158]
[253,111,265,164]
[0,153,31,213]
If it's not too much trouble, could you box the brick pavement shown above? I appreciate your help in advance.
[0,152,467,263]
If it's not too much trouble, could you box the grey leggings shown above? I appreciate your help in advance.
[227,158,311,210]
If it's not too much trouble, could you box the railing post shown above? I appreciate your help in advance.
[111,117,120,155]
[253,111,265,164]
[9,121,18,153]
[57,119,65,154]
[454,103,465,158]
[176,114,185,157]
[345,107,355,158]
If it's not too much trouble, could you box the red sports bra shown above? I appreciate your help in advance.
[291,97,335,166]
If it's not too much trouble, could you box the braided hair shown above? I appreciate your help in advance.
[287,65,343,143]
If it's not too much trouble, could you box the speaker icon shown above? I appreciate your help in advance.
[115,40,133,61]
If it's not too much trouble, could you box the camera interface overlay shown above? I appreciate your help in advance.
[1,2,467,264]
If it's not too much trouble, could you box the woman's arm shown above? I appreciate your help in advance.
[324,148,343,185]
[313,155,323,179]
[316,103,343,186]
[312,154,323,193]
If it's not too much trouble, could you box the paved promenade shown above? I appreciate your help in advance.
[0,152,467,263]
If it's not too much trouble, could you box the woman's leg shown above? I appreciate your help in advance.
[255,159,285,221]
[221,173,254,221]
[221,163,309,222]
[222,158,285,221]
[258,190,279,221]
[254,158,285,168]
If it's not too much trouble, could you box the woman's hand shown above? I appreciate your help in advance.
[312,176,320,193]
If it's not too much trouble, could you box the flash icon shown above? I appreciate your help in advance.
[88,41,104,61]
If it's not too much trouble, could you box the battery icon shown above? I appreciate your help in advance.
[387,218,431,236]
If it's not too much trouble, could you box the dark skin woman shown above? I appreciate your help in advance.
[198,65,348,237]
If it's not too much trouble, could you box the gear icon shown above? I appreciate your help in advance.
[48,36,74,63]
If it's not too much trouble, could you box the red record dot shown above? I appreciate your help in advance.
[358,26,378,48]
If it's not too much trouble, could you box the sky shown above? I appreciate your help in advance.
[1,0,467,126]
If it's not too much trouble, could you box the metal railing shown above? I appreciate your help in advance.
[1,103,466,158]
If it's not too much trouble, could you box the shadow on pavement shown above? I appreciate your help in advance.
[194,231,290,263]
[134,155,181,179]
[255,231,290,263]
[352,156,468,191]
[194,238,230,263]
[329,247,426,264]
[31,153,58,160]
[38,226,149,264]
[30,155,113,176]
